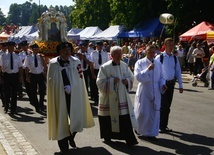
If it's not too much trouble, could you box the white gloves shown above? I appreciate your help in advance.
[64,85,71,94]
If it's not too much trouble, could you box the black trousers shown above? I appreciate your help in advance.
[188,63,194,74]
[98,115,137,144]
[19,69,32,101]
[0,83,5,107]
[57,93,77,152]
[211,71,214,88]
[30,73,46,111]
[160,81,175,130]
[3,73,19,113]
[83,69,90,93]
[91,69,99,103]
[194,58,204,75]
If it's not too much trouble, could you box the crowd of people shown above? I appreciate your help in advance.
[0,37,213,154]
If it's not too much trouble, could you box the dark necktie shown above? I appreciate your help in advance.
[98,51,102,65]
[58,58,70,86]
[10,53,13,70]
[34,55,38,67]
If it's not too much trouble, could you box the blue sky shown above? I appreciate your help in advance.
[0,0,75,16]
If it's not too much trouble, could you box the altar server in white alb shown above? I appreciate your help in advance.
[47,42,95,154]
[96,46,138,147]
[134,45,167,140]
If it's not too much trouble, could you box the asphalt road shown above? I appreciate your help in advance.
[0,78,214,155]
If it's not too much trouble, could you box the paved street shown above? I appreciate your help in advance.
[0,73,214,155]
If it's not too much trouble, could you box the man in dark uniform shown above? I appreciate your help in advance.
[19,41,32,100]
[77,42,95,93]
[24,42,47,112]
[90,41,109,105]
[0,41,23,115]
[0,42,7,107]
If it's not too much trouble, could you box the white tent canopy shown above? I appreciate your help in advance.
[8,26,39,43]
[67,28,83,41]
[77,26,102,40]
[90,25,124,40]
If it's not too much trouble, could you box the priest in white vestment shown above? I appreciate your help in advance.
[47,42,95,154]
[134,45,166,140]
[96,46,138,147]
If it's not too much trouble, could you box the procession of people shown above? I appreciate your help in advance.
[0,36,214,154]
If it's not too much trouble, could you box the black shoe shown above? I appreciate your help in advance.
[36,108,40,113]
[60,149,69,155]
[139,136,157,141]
[103,138,112,144]
[126,140,138,147]
[159,127,172,133]
[134,130,140,135]
[10,110,17,116]
[40,106,46,112]
[18,93,25,98]
[69,132,77,148]
[4,108,8,114]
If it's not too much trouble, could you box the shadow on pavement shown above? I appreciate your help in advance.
[54,146,112,155]
[166,130,214,146]
[151,131,213,155]
[9,106,46,124]
[104,141,175,155]
[175,87,203,93]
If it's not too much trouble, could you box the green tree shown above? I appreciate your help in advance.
[7,3,22,25]
[165,0,214,40]
[29,3,40,24]
[108,0,167,30]
[70,0,111,29]
[21,2,33,25]
[0,8,6,25]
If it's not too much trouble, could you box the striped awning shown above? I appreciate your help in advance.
[206,31,214,45]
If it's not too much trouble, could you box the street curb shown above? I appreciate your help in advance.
[0,113,39,155]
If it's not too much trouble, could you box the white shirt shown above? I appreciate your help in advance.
[0,52,22,73]
[23,54,44,74]
[77,49,92,71]
[90,50,110,69]
[19,50,31,62]
[177,48,184,57]
[155,51,183,88]
[0,50,7,56]
[87,47,94,55]
[19,50,31,69]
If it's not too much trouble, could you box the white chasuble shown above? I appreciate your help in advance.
[97,60,138,133]
[47,56,95,140]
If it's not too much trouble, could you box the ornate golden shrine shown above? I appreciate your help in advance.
[36,7,69,56]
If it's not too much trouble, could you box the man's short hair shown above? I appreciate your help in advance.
[110,46,122,55]
[145,45,156,53]
[6,41,16,46]
[164,38,173,45]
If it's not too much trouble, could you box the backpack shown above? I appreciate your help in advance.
[160,53,177,81]
[160,53,177,65]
